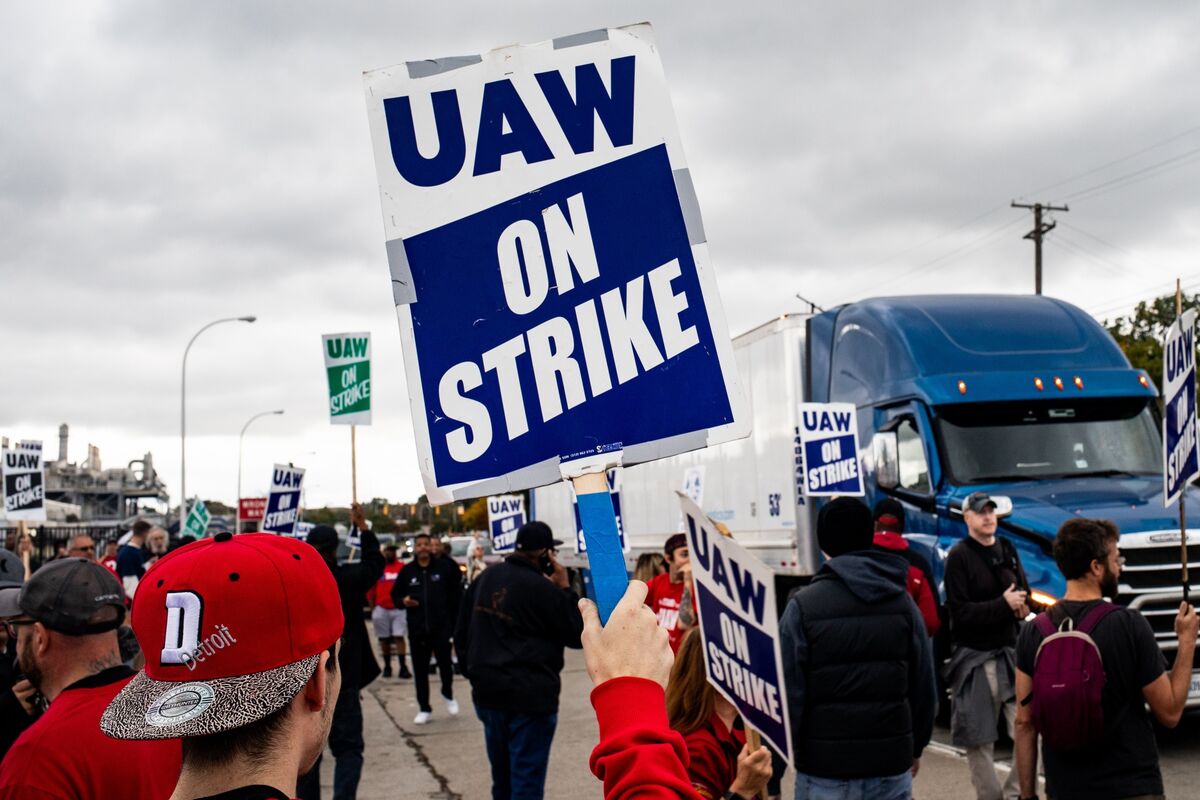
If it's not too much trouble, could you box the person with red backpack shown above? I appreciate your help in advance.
[1014,518,1198,800]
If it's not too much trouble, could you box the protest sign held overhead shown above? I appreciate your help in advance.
[238,497,267,524]
[323,333,372,426]
[362,23,748,505]
[797,402,863,497]
[487,494,526,552]
[1164,308,1198,507]
[262,464,305,535]
[571,469,627,554]
[679,493,792,763]
[3,440,45,522]
[183,498,211,538]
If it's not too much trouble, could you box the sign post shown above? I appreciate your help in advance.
[572,469,628,555]
[323,333,372,504]
[797,403,865,497]
[679,492,792,767]
[262,465,306,537]
[183,498,211,539]
[1164,279,1197,602]
[363,24,749,622]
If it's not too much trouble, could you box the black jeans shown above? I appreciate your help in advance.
[410,632,454,712]
[296,682,364,800]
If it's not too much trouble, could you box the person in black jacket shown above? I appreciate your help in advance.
[393,532,463,724]
[454,521,582,800]
[943,491,1035,800]
[780,497,936,798]
[297,504,384,800]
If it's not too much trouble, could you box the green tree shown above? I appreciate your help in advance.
[1104,291,1200,387]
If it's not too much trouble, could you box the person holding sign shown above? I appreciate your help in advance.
[666,629,773,799]
[645,533,696,653]
[779,498,936,797]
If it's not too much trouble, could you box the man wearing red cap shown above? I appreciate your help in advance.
[101,531,345,800]
[643,533,695,653]
[0,557,181,800]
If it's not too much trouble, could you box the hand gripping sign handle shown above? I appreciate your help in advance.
[573,472,628,625]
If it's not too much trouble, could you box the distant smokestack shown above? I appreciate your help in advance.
[58,424,69,462]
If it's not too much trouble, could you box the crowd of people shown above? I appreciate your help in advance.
[0,490,1197,800]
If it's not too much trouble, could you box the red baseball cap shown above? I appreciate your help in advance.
[101,532,343,740]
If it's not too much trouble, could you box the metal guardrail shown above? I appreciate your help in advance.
[1,526,118,572]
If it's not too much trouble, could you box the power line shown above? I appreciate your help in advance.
[1064,145,1200,202]
[1057,220,1132,256]
[870,215,1026,293]
[1047,234,1123,275]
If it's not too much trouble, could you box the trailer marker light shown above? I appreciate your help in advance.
[1074,376,1084,390]
[1053,376,1064,391]
[1139,375,1150,388]
[1034,377,1044,391]
[957,380,967,395]
[1030,590,1058,607]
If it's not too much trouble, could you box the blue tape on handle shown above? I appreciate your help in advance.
[577,490,629,624]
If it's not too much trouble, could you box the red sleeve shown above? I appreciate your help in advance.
[680,730,730,799]
[908,566,941,637]
[589,677,703,800]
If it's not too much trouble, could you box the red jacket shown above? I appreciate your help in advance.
[681,713,745,799]
[873,532,940,636]
[590,677,702,799]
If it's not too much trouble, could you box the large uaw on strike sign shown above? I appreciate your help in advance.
[363,23,748,505]
[679,493,792,763]
[2,441,45,521]
[1164,308,1198,507]
[798,402,864,497]
[262,465,305,536]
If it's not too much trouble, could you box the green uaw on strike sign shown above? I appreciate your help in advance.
[323,332,372,425]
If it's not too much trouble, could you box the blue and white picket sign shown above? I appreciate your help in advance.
[262,464,305,536]
[2,440,45,522]
[488,494,527,552]
[1165,309,1198,507]
[679,493,792,764]
[797,402,864,497]
[572,469,628,554]
[363,24,749,622]
[292,522,315,542]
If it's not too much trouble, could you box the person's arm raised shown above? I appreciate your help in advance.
[582,582,702,800]
[1143,602,1198,728]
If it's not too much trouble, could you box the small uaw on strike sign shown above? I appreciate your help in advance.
[797,402,864,497]
[363,23,748,620]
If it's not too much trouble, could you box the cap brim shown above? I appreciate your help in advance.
[100,653,319,740]
[0,587,21,617]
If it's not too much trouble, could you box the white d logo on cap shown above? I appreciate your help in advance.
[161,591,203,665]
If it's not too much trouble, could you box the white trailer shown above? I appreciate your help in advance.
[532,315,817,595]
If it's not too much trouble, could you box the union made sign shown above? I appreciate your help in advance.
[362,23,748,504]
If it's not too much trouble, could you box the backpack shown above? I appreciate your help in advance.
[1029,602,1120,751]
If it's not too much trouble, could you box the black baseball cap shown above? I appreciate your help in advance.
[0,548,24,589]
[305,525,340,554]
[873,498,906,533]
[962,492,998,514]
[19,558,126,635]
[515,521,562,551]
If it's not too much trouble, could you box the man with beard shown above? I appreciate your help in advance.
[101,532,344,800]
[0,558,181,799]
[1015,519,1197,800]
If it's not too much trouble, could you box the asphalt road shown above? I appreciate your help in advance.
[309,646,1200,798]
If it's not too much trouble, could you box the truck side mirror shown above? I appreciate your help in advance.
[873,431,899,490]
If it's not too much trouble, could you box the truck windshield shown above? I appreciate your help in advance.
[935,398,1160,484]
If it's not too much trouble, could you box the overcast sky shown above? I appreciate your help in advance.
[3,2,1199,510]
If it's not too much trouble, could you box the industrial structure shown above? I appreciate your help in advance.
[41,424,169,521]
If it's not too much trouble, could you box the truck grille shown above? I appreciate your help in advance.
[1117,530,1199,671]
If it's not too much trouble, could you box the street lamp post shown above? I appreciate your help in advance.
[181,316,256,529]
[237,410,284,534]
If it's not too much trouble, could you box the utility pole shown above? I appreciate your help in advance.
[1011,201,1069,295]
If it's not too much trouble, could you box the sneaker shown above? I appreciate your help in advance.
[413,711,432,725]
[382,664,393,678]
[445,698,460,716]
[398,664,412,679]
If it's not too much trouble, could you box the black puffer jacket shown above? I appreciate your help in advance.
[780,550,936,779]
[392,556,462,638]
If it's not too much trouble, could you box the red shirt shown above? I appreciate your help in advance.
[681,713,746,799]
[0,666,181,800]
[645,573,692,653]
[368,561,404,609]
[589,677,702,800]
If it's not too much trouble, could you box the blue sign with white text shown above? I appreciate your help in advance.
[1164,310,1198,506]
[798,403,864,497]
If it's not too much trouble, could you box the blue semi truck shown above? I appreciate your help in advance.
[537,294,1196,696]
